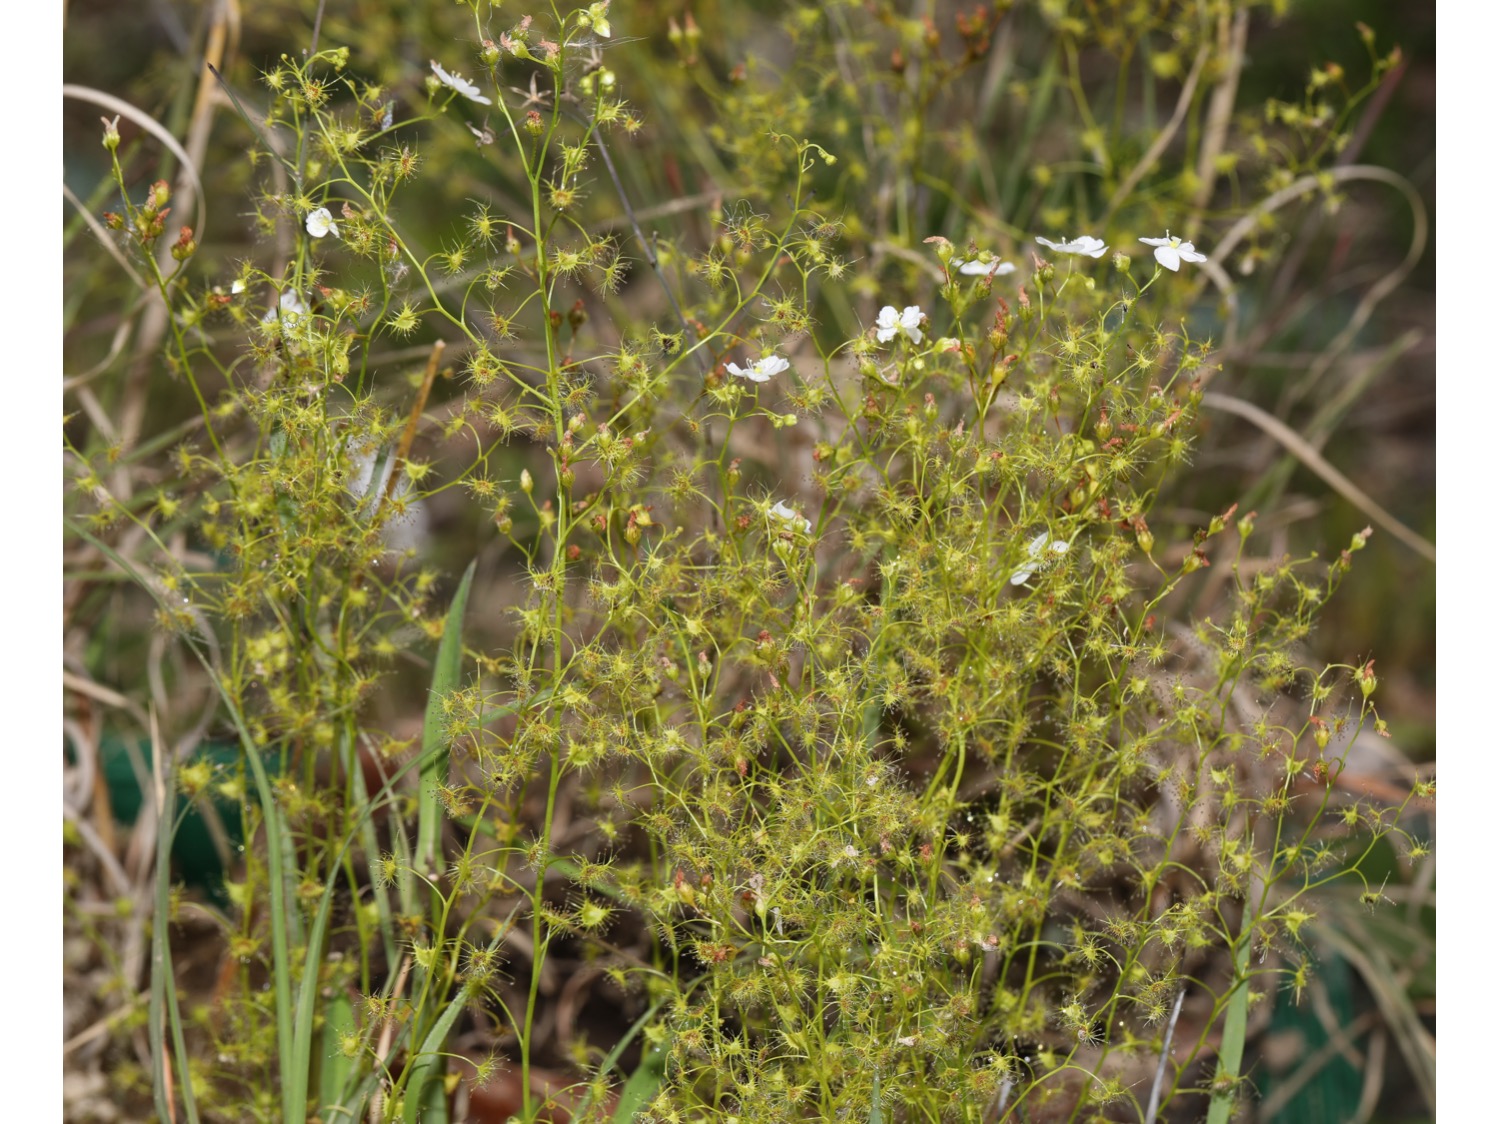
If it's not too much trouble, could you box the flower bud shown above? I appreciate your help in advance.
[1237,510,1257,539]
[480,39,501,66]
[520,468,533,494]
[101,115,120,151]
[1357,660,1378,699]
[149,180,172,209]
[560,466,575,490]
[1349,525,1372,551]
[1135,526,1154,554]
[923,235,954,263]
[1208,503,1237,537]
[526,110,544,136]
[1095,411,1112,441]
[170,225,197,261]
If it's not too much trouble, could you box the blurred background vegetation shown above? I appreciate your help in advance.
[63,1,1434,1120]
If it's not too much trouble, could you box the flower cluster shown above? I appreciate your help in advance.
[1033,230,1208,272]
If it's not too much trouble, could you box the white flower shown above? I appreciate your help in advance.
[347,448,431,553]
[1035,234,1109,258]
[726,354,790,383]
[305,207,338,239]
[430,60,492,106]
[230,278,246,295]
[952,256,1017,277]
[263,289,308,324]
[769,500,812,534]
[875,304,924,345]
[1138,231,1207,272]
[1009,532,1069,586]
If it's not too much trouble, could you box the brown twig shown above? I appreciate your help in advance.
[1200,391,1435,563]
[378,340,445,516]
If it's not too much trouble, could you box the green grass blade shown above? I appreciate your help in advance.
[1205,933,1252,1124]
[416,560,476,879]
[611,1041,669,1124]
[401,939,497,1124]
[347,732,399,971]
[149,720,201,1124]
[868,1069,882,1124]
[320,989,355,1112]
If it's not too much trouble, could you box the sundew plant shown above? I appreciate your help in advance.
[62,2,1434,1122]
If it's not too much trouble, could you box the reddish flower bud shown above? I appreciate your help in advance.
[170,225,197,261]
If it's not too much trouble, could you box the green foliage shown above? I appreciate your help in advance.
[63,1,1432,1121]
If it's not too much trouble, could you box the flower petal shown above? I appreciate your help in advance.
[1153,246,1181,271]
[431,59,492,105]
[305,207,337,238]
[769,500,812,533]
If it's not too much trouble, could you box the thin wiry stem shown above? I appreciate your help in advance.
[1144,986,1187,1123]
[592,127,708,374]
